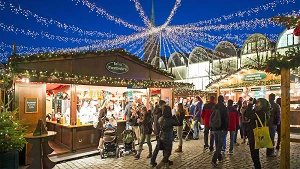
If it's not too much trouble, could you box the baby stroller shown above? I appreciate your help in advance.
[183,118,194,140]
[100,125,120,159]
[121,129,137,155]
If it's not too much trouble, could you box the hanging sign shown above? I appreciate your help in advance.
[241,72,267,81]
[106,61,129,74]
[234,89,243,92]
[251,87,261,91]
[270,86,281,90]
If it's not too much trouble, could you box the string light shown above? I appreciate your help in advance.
[0,22,105,44]
[131,0,151,27]
[181,0,296,26]
[72,0,144,31]
[162,0,181,27]
[0,1,119,38]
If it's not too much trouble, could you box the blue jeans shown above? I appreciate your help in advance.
[212,130,225,163]
[267,125,277,155]
[204,126,214,151]
[223,131,235,152]
[193,118,200,139]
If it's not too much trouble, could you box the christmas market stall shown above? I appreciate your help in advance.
[6,49,193,164]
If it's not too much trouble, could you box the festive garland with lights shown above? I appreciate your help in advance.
[213,79,281,89]
[8,48,175,78]
[6,69,193,89]
[206,65,268,88]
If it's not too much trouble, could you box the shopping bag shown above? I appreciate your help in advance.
[253,113,273,149]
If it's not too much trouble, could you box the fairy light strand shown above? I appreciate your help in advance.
[72,0,144,31]
[0,1,119,38]
[131,0,151,27]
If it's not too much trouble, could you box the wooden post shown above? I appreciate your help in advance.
[216,87,220,97]
[70,84,77,125]
[280,68,290,169]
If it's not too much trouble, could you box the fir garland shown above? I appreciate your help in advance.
[7,69,193,88]
[210,79,281,89]
[8,48,175,78]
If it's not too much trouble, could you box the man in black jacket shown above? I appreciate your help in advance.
[150,100,167,166]
[267,93,281,157]
[211,95,229,167]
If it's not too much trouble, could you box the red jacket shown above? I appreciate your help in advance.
[201,101,215,127]
[227,106,240,131]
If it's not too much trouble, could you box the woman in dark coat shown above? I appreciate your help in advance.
[135,107,153,159]
[96,103,108,150]
[245,98,271,169]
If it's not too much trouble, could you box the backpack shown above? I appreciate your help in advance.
[209,108,221,128]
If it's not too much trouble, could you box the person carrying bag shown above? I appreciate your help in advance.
[253,113,273,149]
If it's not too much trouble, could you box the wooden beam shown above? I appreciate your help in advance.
[280,68,290,169]
[70,84,77,125]
[290,138,300,143]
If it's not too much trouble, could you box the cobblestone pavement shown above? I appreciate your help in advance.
[52,133,300,169]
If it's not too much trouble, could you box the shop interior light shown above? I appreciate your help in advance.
[266,91,271,94]
[230,92,235,96]
[225,93,230,96]
[290,89,294,93]
[259,91,264,95]
[248,93,253,96]
[241,92,246,96]
[240,69,248,72]
[21,78,29,83]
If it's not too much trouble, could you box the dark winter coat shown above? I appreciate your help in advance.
[153,106,163,136]
[96,107,107,130]
[211,97,229,131]
[139,111,153,135]
[267,100,281,126]
[158,106,179,142]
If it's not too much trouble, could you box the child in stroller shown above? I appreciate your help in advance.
[121,129,137,155]
[100,121,120,159]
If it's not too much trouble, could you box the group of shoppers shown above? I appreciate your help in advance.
[96,93,281,169]
[209,94,281,169]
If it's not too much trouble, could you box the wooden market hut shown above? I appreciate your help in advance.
[7,49,193,165]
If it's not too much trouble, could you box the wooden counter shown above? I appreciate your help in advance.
[46,120,127,152]
[290,110,300,126]
[46,121,99,152]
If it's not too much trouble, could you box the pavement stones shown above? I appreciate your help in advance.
[51,133,300,169]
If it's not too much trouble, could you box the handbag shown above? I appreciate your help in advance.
[253,113,273,149]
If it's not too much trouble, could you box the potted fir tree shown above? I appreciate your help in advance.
[0,106,27,169]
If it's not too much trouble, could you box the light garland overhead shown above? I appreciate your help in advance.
[0,0,118,38]
[131,0,152,27]
[72,0,145,31]
[179,0,296,26]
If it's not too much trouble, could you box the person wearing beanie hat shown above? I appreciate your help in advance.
[245,98,272,169]
[211,95,229,167]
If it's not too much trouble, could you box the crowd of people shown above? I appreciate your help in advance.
[96,94,281,169]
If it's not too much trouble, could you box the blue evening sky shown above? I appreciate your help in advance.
[0,0,299,61]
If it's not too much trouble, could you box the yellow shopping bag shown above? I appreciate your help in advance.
[253,113,273,149]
